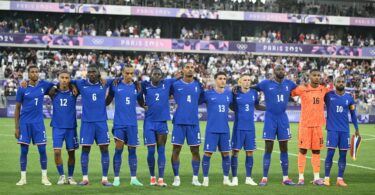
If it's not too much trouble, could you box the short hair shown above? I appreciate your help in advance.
[310,69,320,74]
[182,62,194,68]
[150,67,163,76]
[87,64,99,70]
[240,73,251,78]
[214,71,227,79]
[27,65,38,72]
[334,76,345,84]
[57,69,70,76]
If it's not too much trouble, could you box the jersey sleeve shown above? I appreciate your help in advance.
[71,79,83,91]
[15,87,24,103]
[108,84,115,97]
[324,92,330,106]
[106,78,114,87]
[43,80,54,95]
[254,91,260,105]
[254,80,266,92]
[289,80,297,91]
[291,85,303,97]
[228,91,233,104]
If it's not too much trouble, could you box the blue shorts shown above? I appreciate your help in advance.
[232,129,256,151]
[263,112,291,141]
[113,126,140,146]
[172,124,201,146]
[80,121,110,145]
[53,128,79,151]
[18,123,46,145]
[326,130,350,150]
[204,132,231,152]
[143,120,168,145]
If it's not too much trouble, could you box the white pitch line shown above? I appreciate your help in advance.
[256,148,375,171]
[363,138,375,141]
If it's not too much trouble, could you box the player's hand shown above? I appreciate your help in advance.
[20,80,28,88]
[175,71,182,79]
[15,129,20,139]
[71,84,79,96]
[112,78,120,86]
[355,130,360,137]
[100,78,107,86]
[232,85,240,95]
[143,105,148,111]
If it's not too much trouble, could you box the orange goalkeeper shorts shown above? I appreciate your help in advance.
[298,126,324,150]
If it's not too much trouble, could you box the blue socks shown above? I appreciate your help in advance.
[101,149,110,177]
[192,160,200,177]
[222,156,230,176]
[263,153,271,177]
[128,147,137,177]
[57,164,64,176]
[81,150,89,176]
[202,155,211,177]
[38,145,47,170]
[68,164,74,177]
[280,152,289,176]
[157,146,166,178]
[20,144,29,171]
[338,150,347,178]
[113,148,123,177]
[245,156,254,177]
[147,146,155,177]
[172,160,180,177]
[325,149,335,177]
[231,156,238,177]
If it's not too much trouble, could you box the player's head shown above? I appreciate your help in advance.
[273,65,285,80]
[182,62,194,78]
[87,65,100,83]
[309,69,321,85]
[239,73,251,90]
[214,71,227,89]
[334,76,346,91]
[122,64,134,83]
[58,70,71,87]
[150,67,163,84]
[27,65,39,82]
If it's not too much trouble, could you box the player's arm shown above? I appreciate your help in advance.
[105,84,114,106]
[349,103,360,136]
[48,85,58,99]
[254,92,266,111]
[291,85,302,97]
[14,87,24,139]
[137,81,147,110]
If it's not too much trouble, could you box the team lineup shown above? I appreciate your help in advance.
[14,63,360,187]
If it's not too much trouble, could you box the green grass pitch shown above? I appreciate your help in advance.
[0,118,374,194]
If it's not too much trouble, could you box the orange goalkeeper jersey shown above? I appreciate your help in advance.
[292,85,331,127]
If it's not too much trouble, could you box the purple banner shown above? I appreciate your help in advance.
[172,39,229,51]
[362,47,375,57]
[131,6,178,17]
[10,1,107,14]
[2,33,374,57]
[0,34,83,46]
[256,43,363,57]
[228,42,256,52]
[83,37,172,49]
[245,12,289,22]
[350,17,375,27]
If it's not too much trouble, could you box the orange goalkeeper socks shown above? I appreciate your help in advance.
[312,153,321,173]
[298,152,306,174]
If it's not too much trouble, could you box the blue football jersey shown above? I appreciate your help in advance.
[109,82,140,128]
[324,91,356,132]
[141,79,174,121]
[172,79,204,125]
[255,79,296,115]
[233,89,259,131]
[74,79,112,122]
[16,80,53,124]
[50,89,77,128]
[203,89,233,133]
